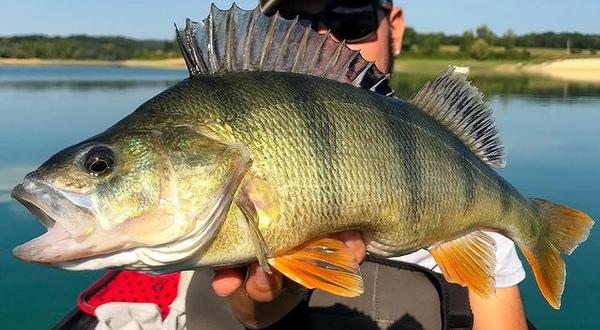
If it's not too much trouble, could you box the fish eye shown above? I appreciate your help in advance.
[84,146,115,177]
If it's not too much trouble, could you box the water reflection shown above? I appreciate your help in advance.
[3,66,600,101]
[0,79,182,91]
[0,65,186,91]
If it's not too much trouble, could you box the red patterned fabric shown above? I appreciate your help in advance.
[78,270,180,319]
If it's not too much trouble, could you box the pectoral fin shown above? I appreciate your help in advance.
[268,238,364,297]
[236,190,272,274]
[235,175,282,274]
[429,231,497,298]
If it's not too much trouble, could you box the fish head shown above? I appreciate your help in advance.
[12,128,249,271]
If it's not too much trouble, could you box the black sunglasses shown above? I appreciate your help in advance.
[275,0,393,43]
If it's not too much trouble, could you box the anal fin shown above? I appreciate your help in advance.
[268,238,363,297]
[429,231,497,298]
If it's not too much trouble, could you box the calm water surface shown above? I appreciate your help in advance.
[1,66,599,329]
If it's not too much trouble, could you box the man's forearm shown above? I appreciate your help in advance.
[469,286,527,330]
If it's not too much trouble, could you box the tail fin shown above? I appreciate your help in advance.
[519,199,594,309]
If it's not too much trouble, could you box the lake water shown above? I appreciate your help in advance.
[1,66,599,329]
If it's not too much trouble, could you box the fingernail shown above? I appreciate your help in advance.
[254,268,270,289]
[344,238,358,250]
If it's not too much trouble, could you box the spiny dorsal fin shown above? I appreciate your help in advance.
[175,3,393,96]
[409,66,506,168]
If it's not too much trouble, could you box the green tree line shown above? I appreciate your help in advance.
[402,26,600,60]
[1,28,599,61]
[0,35,179,60]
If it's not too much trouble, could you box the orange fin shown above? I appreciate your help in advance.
[519,242,564,309]
[429,231,497,298]
[516,199,593,309]
[533,198,594,255]
[268,238,363,297]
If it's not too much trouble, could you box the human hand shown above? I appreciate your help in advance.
[211,231,366,327]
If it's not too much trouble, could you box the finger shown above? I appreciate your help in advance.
[244,263,283,302]
[333,230,367,263]
[211,267,245,297]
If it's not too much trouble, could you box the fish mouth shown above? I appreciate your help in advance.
[11,179,93,263]
[12,184,57,229]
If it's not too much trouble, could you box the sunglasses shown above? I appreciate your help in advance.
[278,0,393,43]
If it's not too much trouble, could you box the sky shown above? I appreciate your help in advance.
[0,0,598,39]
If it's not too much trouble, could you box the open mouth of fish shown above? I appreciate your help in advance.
[11,179,90,263]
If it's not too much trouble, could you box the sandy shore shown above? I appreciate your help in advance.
[497,58,600,83]
[0,57,186,69]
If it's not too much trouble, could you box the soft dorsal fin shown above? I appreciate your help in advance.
[409,67,506,168]
[175,3,393,96]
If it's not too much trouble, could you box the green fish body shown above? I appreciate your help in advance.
[134,71,531,266]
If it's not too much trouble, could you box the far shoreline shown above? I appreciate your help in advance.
[2,57,600,84]
[0,58,186,70]
[495,58,600,84]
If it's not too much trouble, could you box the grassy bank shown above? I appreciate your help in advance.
[433,45,599,62]
[394,58,515,74]
[393,57,600,84]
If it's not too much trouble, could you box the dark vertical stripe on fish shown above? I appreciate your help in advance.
[458,154,476,214]
[497,176,512,215]
[202,75,253,120]
[385,110,422,222]
[278,77,341,219]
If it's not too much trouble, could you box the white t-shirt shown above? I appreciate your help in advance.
[391,231,526,288]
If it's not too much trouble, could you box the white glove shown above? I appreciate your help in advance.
[95,302,163,330]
